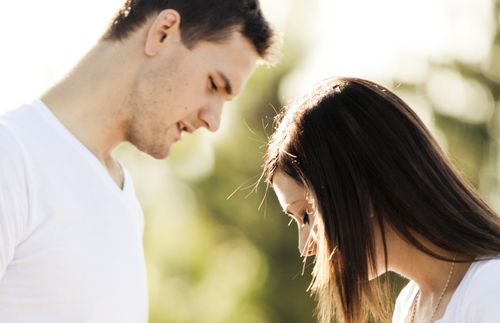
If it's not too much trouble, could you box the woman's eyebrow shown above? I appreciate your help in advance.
[283,199,302,214]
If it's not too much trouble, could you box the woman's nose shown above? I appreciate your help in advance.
[299,227,317,257]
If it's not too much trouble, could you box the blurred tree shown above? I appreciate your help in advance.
[116,10,318,323]
[394,0,500,208]
[115,1,500,322]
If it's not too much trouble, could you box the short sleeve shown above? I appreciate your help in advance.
[465,259,500,322]
[0,124,30,279]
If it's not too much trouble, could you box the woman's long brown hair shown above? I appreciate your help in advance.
[262,77,500,323]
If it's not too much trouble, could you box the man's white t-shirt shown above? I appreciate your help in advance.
[0,100,148,322]
[392,257,500,322]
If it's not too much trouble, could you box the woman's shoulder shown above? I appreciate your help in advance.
[392,280,418,323]
[464,257,500,293]
[456,257,500,321]
[396,280,418,302]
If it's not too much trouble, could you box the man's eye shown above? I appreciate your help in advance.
[209,76,218,92]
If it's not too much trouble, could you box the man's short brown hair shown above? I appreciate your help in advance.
[103,0,275,59]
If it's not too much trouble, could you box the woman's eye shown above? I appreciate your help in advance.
[303,212,310,225]
[209,76,218,92]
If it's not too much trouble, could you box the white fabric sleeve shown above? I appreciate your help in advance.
[465,261,500,322]
[0,124,30,279]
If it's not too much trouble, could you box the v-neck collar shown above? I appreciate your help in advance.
[33,99,131,198]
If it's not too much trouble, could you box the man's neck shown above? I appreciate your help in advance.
[40,40,142,167]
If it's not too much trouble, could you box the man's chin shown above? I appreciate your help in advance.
[138,143,171,160]
[150,147,170,160]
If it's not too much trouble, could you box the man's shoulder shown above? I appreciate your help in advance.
[0,122,29,177]
[0,102,39,181]
[0,101,39,129]
[0,120,24,157]
[0,100,47,152]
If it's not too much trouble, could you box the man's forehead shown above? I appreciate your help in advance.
[203,33,258,66]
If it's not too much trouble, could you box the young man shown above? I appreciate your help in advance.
[0,0,274,322]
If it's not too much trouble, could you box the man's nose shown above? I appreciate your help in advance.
[199,101,223,132]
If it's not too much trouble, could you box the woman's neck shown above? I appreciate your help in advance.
[388,233,472,297]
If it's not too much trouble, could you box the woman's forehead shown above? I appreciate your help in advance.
[272,171,306,208]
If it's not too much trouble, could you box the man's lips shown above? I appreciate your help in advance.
[174,122,195,142]
[173,123,182,142]
[178,122,195,134]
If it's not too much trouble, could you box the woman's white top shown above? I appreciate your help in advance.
[392,257,500,323]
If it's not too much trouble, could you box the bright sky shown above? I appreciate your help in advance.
[0,0,494,114]
[281,0,494,100]
[0,0,123,110]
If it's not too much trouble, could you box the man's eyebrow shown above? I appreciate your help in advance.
[217,71,233,95]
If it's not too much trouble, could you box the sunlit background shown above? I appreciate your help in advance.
[1,0,500,322]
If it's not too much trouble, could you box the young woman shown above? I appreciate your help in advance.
[263,77,500,323]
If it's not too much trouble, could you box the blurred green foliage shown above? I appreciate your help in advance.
[114,1,500,322]
[116,31,318,323]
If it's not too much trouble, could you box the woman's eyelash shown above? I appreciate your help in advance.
[286,211,310,226]
[303,212,310,224]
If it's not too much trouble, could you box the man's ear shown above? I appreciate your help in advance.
[144,9,181,57]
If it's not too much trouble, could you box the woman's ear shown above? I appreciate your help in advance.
[144,9,181,57]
